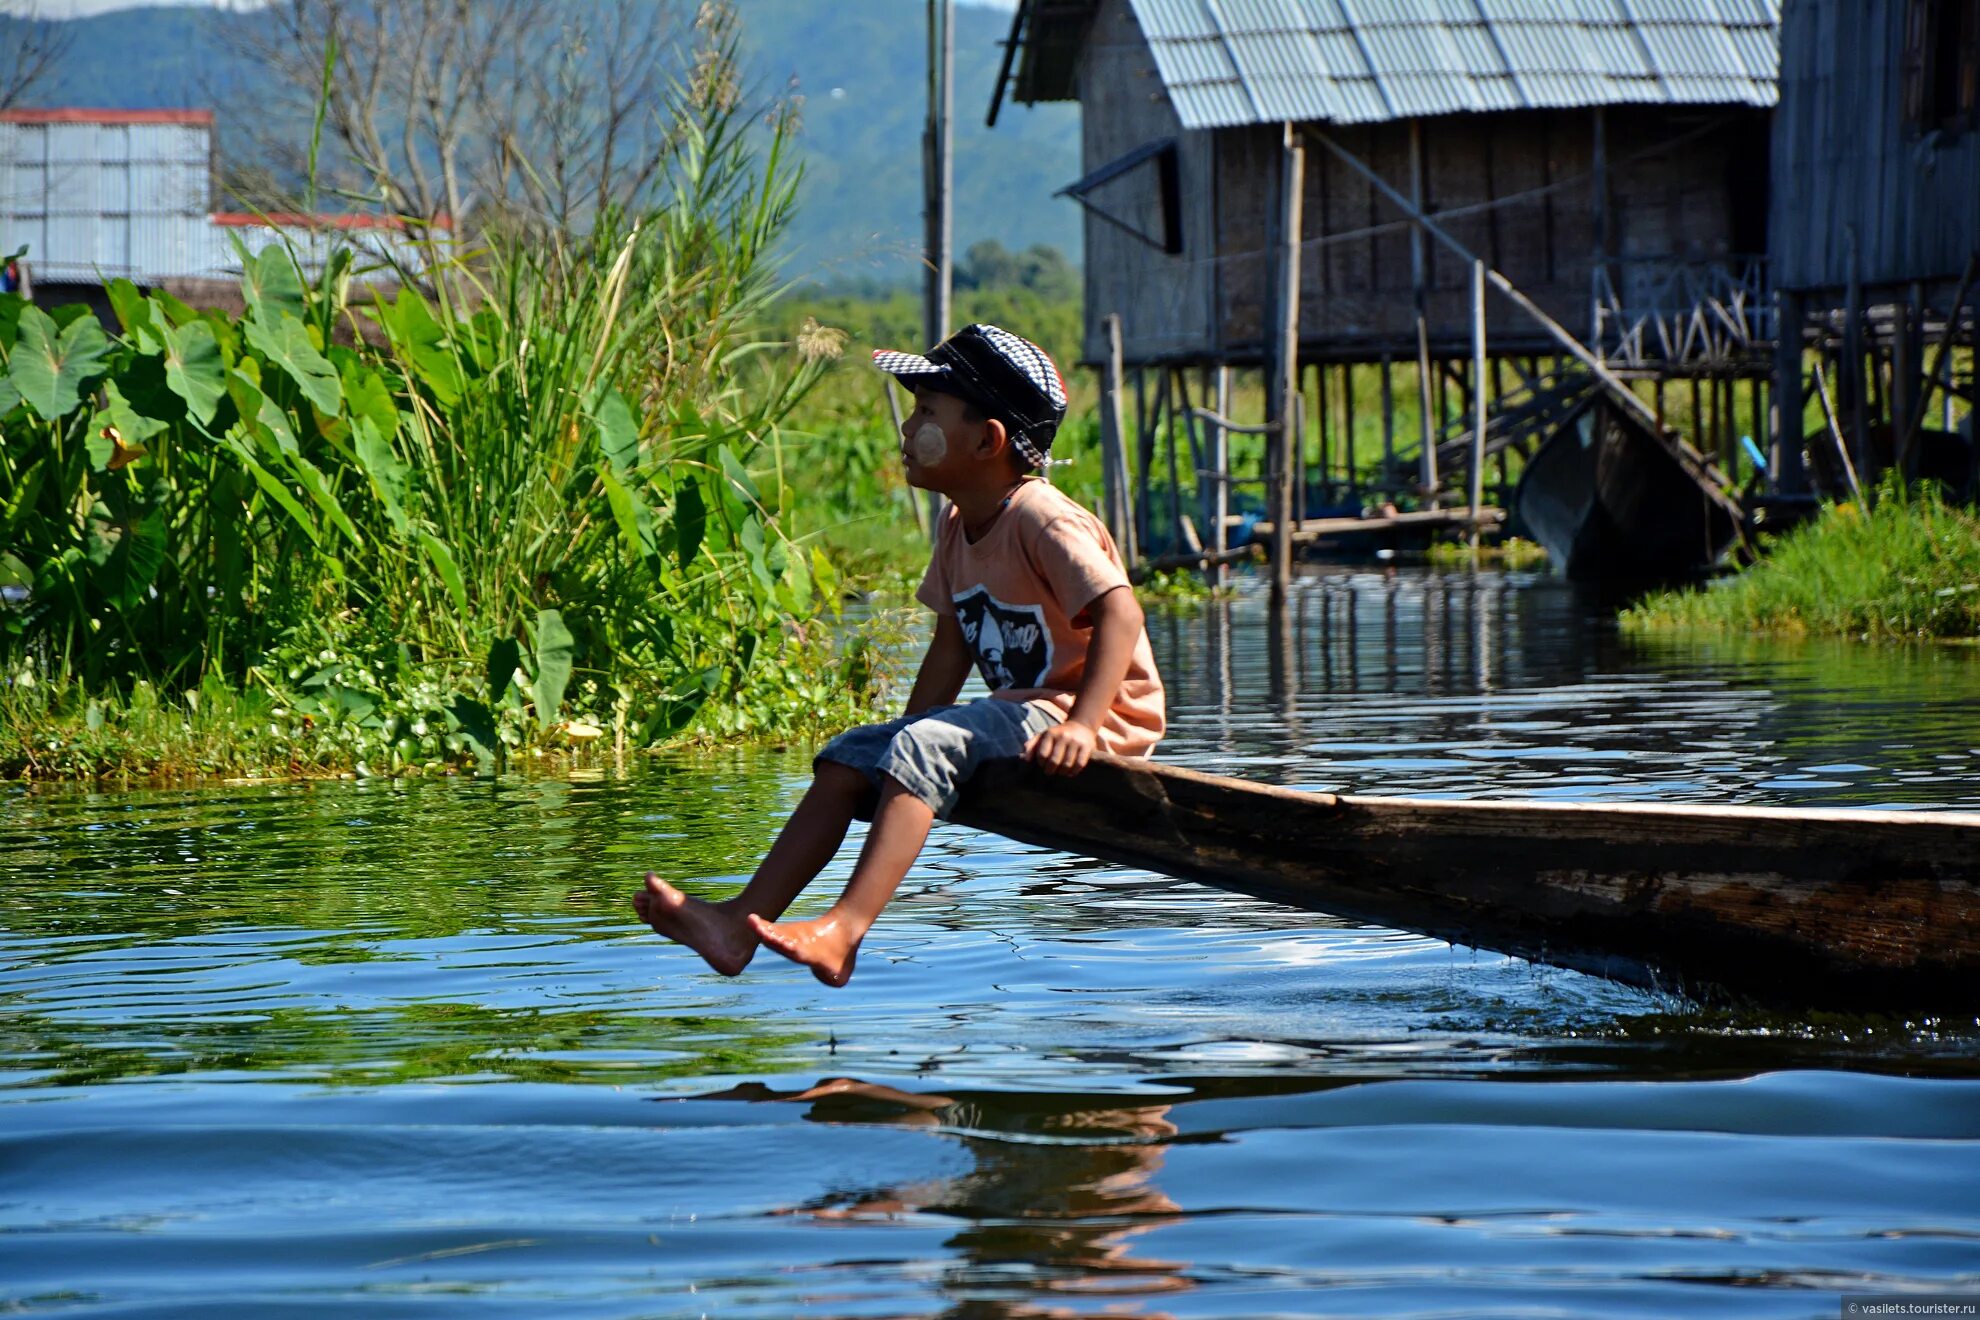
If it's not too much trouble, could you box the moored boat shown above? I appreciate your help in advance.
[1513,395,1743,581]
[952,754,1980,1012]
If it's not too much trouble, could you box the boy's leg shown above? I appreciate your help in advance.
[635,760,870,976]
[748,774,936,987]
[751,699,1058,987]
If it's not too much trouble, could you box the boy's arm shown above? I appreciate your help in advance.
[1024,584,1143,776]
[902,612,973,715]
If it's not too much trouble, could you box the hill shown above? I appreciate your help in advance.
[12,0,1081,283]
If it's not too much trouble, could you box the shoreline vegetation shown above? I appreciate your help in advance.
[1622,481,1980,641]
[1,16,906,785]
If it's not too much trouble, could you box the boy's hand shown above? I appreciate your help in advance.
[1024,720,1098,776]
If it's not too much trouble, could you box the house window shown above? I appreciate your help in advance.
[1904,0,1980,134]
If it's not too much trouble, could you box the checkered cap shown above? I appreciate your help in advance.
[874,323,1068,468]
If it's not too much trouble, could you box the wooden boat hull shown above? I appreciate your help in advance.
[951,754,1980,1012]
[1513,396,1741,581]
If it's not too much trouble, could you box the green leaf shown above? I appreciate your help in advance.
[238,241,307,325]
[385,289,463,406]
[220,433,319,543]
[105,279,150,340]
[0,292,25,348]
[227,368,299,455]
[87,380,168,471]
[0,375,18,416]
[447,694,499,770]
[84,495,168,611]
[353,417,409,533]
[161,318,226,425]
[8,305,110,418]
[485,636,520,704]
[675,474,706,571]
[343,363,400,441]
[599,464,658,561]
[594,389,639,475]
[718,444,761,506]
[287,453,362,547]
[245,312,341,415]
[530,608,575,730]
[419,531,468,616]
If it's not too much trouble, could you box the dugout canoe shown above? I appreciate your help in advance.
[1512,394,1743,581]
[950,754,1980,1013]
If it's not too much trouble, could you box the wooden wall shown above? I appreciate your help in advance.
[1072,0,1768,364]
[1772,0,1980,301]
[1074,0,1215,365]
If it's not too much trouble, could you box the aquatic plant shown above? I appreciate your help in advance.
[1621,477,1980,639]
[0,29,886,778]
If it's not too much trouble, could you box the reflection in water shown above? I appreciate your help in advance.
[704,1078,1188,1315]
[2,570,1978,1316]
[1163,569,1980,808]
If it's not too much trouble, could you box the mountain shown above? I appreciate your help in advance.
[12,0,1082,283]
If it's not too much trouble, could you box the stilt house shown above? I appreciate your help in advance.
[1769,0,1979,496]
[995,0,1780,371]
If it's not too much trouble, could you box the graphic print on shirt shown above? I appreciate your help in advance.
[952,586,1051,691]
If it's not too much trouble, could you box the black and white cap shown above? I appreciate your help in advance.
[874,323,1068,469]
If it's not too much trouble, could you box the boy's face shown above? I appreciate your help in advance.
[900,386,993,490]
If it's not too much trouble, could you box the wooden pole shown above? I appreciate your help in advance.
[1379,353,1395,492]
[1165,369,1184,552]
[1342,361,1358,498]
[1213,366,1231,587]
[1590,106,1609,347]
[922,0,952,349]
[1470,258,1487,550]
[1773,289,1807,494]
[1409,119,1439,506]
[1897,252,1978,476]
[1270,123,1306,606]
[1100,313,1137,563]
[1843,225,1867,486]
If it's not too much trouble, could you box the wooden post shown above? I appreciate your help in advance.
[1342,360,1358,499]
[1304,363,1319,525]
[1133,366,1152,554]
[1772,288,1806,493]
[922,0,952,350]
[1892,287,1920,478]
[1590,106,1609,347]
[1379,353,1395,491]
[1100,314,1137,564]
[1844,225,1868,486]
[1270,123,1306,606]
[1409,118,1439,506]
[1165,368,1184,554]
[1898,253,1978,474]
[1470,258,1487,550]
[1212,366,1231,587]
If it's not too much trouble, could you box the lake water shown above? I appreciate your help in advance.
[4,568,1978,1318]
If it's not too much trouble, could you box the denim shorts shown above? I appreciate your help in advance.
[815,699,1063,820]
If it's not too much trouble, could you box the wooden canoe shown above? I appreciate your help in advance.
[950,754,1980,1013]
[1512,394,1742,581]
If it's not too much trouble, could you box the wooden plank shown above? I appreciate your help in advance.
[1251,506,1504,544]
[951,754,1980,1011]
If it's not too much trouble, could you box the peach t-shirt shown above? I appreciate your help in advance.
[916,477,1164,756]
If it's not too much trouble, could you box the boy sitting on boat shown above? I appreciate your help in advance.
[635,323,1164,986]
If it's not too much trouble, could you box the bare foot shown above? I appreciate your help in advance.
[747,911,864,987]
[634,873,757,976]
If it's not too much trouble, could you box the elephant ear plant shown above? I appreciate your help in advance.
[0,83,882,778]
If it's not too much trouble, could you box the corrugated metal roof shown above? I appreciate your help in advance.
[1131,0,1779,130]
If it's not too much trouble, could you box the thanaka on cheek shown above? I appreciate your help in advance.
[911,422,948,467]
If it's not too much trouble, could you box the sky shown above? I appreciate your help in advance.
[32,0,1017,15]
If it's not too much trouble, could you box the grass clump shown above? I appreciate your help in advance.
[1426,537,1549,570]
[1621,480,1980,640]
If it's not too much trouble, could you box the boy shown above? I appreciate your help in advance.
[635,324,1164,986]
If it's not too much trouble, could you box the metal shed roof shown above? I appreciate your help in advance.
[1005,0,1778,129]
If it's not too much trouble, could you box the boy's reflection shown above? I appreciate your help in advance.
[698,1077,1191,1314]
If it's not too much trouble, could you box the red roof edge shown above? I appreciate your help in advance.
[210,211,455,233]
[0,108,216,126]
